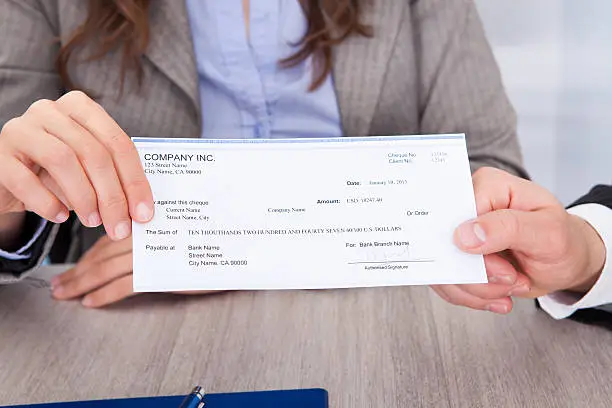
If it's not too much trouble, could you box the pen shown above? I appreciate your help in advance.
[178,386,206,408]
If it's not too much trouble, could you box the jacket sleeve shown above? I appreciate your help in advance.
[569,185,612,210]
[0,0,64,283]
[536,185,612,326]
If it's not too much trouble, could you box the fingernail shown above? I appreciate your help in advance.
[55,211,69,223]
[114,221,131,240]
[509,285,531,296]
[135,202,153,222]
[52,285,64,297]
[82,297,93,307]
[456,221,486,248]
[50,276,61,289]
[486,303,509,314]
[488,275,515,285]
[87,212,102,227]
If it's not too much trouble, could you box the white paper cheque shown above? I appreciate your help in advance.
[132,135,486,292]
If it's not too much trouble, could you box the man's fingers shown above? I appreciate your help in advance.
[452,254,531,299]
[81,274,135,308]
[431,285,514,314]
[52,252,132,300]
[431,285,452,303]
[518,287,549,299]
[71,234,130,268]
[431,255,530,303]
[471,167,560,215]
[458,277,531,300]
[50,235,117,287]
[484,253,518,285]
[454,208,568,257]
[84,237,132,265]
[51,265,82,288]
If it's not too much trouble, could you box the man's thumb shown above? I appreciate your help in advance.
[454,209,543,255]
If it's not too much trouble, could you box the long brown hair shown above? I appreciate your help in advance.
[57,0,372,93]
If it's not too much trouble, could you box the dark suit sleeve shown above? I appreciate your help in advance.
[536,297,612,329]
[568,185,612,210]
[536,184,612,327]
[0,213,54,278]
[0,213,76,283]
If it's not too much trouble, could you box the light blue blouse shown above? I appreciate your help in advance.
[185,0,343,139]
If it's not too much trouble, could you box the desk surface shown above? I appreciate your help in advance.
[1,265,611,407]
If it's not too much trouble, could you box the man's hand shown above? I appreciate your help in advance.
[51,235,221,308]
[51,235,135,307]
[431,167,606,314]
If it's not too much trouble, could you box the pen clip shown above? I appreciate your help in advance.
[195,387,205,408]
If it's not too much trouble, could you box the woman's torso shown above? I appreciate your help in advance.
[0,0,522,260]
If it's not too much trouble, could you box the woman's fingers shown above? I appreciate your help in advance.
[0,92,154,241]
[52,252,132,300]
[1,113,99,226]
[0,151,68,222]
[16,130,98,227]
[32,98,130,236]
[38,169,69,208]
[56,91,154,228]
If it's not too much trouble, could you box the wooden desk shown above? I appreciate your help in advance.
[1,266,611,407]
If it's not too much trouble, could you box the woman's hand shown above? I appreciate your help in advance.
[51,235,220,308]
[431,167,606,314]
[0,91,154,241]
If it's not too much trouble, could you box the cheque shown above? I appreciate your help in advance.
[132,135,486,292]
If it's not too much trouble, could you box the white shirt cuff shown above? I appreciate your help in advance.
[0,218,48,260]
[538,203,612,319]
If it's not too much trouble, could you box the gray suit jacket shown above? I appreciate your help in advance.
[0,0,526,282]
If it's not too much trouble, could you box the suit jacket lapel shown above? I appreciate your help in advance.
[332,0,405,137]
[145,0,201,129]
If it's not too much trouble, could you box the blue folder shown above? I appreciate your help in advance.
[4,388,328,408]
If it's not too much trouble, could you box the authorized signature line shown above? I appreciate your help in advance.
[347,259,436,265]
